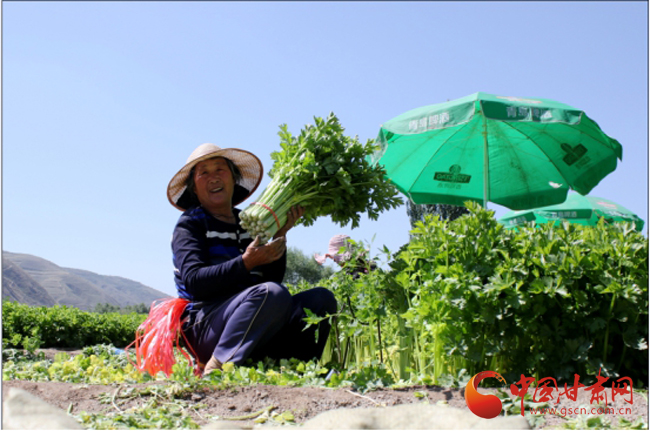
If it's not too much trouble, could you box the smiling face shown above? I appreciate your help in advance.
[192,157,235,213]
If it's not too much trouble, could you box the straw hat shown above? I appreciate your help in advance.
[167,143,263,211]
[314,234,353,265]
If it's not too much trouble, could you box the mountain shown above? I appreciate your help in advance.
[2,251,169,311]
[2,259,57,307]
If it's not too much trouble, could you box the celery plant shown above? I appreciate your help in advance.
[240,113,402,242]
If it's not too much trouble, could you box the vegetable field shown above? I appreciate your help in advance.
[3,205,648,429]
[310,204,648,386]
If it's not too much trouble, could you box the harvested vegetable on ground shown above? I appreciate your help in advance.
[240,113,402,242]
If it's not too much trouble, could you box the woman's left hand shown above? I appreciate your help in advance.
[274,205,305,239]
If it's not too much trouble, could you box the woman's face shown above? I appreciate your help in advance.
[192,157,235,211]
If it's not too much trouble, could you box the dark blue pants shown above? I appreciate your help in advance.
[182,283,337,366]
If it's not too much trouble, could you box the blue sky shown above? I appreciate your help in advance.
[3,2,647,297]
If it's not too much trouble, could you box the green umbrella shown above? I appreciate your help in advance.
[369,92,623,210]
[498,194,645,231]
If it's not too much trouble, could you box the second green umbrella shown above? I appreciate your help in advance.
[498,193,644,232]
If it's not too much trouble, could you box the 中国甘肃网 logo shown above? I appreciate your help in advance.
[465,368,633,419]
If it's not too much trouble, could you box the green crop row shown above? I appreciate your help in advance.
[311,203,648,386]
[2,301,146,350]
[2,343,395,395]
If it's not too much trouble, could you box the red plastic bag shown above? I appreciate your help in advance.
[125,297,201,377]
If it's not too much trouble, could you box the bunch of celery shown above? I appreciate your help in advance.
[239,113,402,242]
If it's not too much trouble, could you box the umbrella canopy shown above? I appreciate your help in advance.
[369,92,623,210]
[498,194,644,232]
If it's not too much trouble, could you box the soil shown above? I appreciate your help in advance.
[2,349,647,429]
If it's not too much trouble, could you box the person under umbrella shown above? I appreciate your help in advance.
[167,143,337,375]
[314,234,377,278]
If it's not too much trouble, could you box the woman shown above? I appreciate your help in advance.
[167,143,337,375]
[314,234,377,278]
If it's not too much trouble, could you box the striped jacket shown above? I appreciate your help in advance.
[172,206,286,306]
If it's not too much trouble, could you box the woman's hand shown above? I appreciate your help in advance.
[274,205,305,239]
[242,235,287,271]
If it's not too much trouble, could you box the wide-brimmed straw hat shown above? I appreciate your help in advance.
[167,143,263,211]
[314,234,353,265]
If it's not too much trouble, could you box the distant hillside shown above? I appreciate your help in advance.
[3,251,169,311]
[2,259,57,307]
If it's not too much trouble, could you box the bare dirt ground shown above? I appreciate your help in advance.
[2,349,647,429]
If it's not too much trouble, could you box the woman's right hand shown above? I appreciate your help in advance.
[242,235,286,271]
